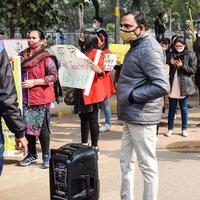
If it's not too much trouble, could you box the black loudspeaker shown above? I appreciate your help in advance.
[49,143,99,200]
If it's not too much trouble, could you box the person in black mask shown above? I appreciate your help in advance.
[165,36,197,137]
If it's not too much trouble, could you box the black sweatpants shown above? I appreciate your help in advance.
[79,110,99,147]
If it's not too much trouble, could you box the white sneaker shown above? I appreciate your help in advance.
[81,143,89,146]
[182,130,189,137]
[165,130,173,137]
[36,137,40,144]
[99,123,110,132]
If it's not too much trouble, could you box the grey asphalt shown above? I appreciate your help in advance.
[0,103,200,200]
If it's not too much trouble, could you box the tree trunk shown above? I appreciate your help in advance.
[9,21,15,38]
[131,0,141,11]
[91,0,99,17]
[78,3,84,30]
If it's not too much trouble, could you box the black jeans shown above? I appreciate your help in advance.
[79,110,99,147]
[26,111,50,156]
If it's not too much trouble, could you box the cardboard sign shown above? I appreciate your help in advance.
[49,45,95,94]
[104,53,117,71]
[109,43,130,64]
[1,39,27,157]
[2,56,23,157]
[3,39,28,57]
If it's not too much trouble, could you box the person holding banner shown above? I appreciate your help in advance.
[18,29,58,168]
[75,32,115,154]
[0,42,28,175]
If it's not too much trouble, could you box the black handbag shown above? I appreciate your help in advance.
[64,88,75,105]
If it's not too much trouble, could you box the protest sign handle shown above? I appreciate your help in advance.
[84,50,101,96]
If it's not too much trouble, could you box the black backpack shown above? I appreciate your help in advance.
[50,55,63,104]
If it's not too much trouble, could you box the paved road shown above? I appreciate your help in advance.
[0,114,200,200]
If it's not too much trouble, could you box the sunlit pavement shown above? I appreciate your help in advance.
[1,105,200,200]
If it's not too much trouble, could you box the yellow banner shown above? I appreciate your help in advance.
[3,56,23,157]
[109,43,130,64]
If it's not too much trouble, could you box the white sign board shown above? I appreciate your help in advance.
[3,39,28,57]
[49,45,95,94]
[104,53,117,71]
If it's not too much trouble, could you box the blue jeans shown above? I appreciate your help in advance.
[0,126,4,176]
[104,98,111,125]
[168,97,188,130]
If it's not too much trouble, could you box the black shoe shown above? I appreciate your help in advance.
[19,154,39,166]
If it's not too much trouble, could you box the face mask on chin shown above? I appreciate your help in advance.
[120,28,140,43]
[28,41,42,49]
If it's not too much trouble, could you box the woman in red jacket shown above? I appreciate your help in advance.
[75,32,115,153]
[19,29,58,168]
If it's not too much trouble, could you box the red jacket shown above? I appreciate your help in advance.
[83,49,115,105]
[26,59,55,105]
[21,50,57,106]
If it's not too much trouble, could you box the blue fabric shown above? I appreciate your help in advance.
[104,98,111,125]
[168,97,188,130]
[0,41,4,53]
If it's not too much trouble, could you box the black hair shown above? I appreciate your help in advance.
[174,36,186,45]
[171,34,178,42]
[174,36,188,50]
[29,29,45,40]
[158,12,164,18]
[96,29,108,49]
[92,16,103,24]
[123,11,148,28]
[82,33,99,54]
[160,38,170,45]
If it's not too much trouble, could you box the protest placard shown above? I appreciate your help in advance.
[49,45,95,95]
[104,53,117,71]
[3,39,28,57]
[1,39,27,157]
[2,56,23,157]
[109,43,130,64]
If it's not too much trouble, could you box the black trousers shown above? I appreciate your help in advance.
[79,110,99,147]
[26,111,50,155]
